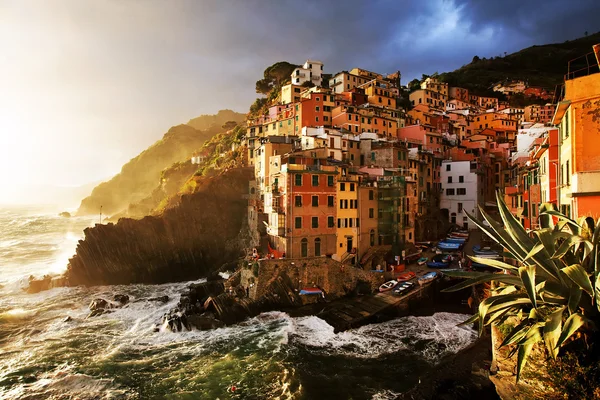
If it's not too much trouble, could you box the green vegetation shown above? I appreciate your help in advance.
[443,193,600,384]
[438,32,600,96]
[255,61,298,95]
[78,110,244,216]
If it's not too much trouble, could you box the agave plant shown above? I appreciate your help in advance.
[443,191,599,381]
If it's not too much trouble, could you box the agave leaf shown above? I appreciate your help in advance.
[441,274,522,293]
[458,313,480,327]
[495,190,535,250]
[440,270,490,279]
[523,243,545,262]
[487,294,533,314]
[517,328,542,382]
[543,307,565,359]
[485,308,513,326]
[529,308,539,320]
[500,320,533,348]
[542,210,581,230]
[468,256,519,271]
[556,313,587,349]
[568,286,582,315]
[562,264,594,297]
[483,201,563,283]
[538,203,556,230]
[596,272,600,313]
[519,265,537,308]
[592,217,600,246]
[553,236,588,259]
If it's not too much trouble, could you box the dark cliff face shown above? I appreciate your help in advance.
[66,168,254,286]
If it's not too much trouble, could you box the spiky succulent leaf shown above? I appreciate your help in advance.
[543,307,564,359]
[562,264,594,297]
[519,265,537,308]
[517,327,542,382]
[556,313,587,349]
[468,256,519,271]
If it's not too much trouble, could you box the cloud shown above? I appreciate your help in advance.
[0,0,599,196]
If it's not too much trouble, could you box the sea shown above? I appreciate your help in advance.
[0,206,477,399]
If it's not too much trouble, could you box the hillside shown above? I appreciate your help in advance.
[438,31,600,96]
[77,110,245,216]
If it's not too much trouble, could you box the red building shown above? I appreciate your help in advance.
[269,155,338,258]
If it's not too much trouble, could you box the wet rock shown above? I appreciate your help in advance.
[59,211,71,218]
[187,314,224,330]
[148,295,169,303]
[113,294,130,305]
[66,168,255,286]
[63,316,73,322]
[87,298,116,318]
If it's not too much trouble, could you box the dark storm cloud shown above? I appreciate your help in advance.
[2,0,600,192]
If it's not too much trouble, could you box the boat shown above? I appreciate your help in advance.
[418,272,438,285]
[299,287,323,295]
[472,245,499,255]
[427,261,450,268]
[379,280,398,292]
[393,281,415,295]
[417,257,428,266]
[437,241,462,251]
[397,271,416,281]
[445,237,466,243]
[449,232,469,238]
[404,249,422,263]
[432,254,452,263]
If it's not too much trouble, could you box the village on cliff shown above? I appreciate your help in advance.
[220,53,600,284]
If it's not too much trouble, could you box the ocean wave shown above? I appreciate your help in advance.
[289,312,477,363]
[0,364,132,400]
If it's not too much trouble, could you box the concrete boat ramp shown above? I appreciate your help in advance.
[318,280,437,332]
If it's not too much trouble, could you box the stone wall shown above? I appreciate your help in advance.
[240,256,385,301]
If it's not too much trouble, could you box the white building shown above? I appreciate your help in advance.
[291,60,324,86]
[440,160,484,230]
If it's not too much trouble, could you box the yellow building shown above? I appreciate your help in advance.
[335,170,360,260]
[281,83,304,104]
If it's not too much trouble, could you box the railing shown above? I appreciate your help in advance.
[565,52,599,81]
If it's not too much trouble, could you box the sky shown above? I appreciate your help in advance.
[1,0,599,204]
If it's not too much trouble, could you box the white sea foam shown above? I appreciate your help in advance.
[0,364,132,400]
[289,312,477,362]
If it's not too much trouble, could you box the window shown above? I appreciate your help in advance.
[446,188,455,195]
[350,183,355,192]
[295,217,302,229]
[328,195,334,207]
[566,161,570,185]
[312,217,319,228]
[458,203,463,213]
[312,175,319,186]
[369,208,374,218]
[370,230,375,246]
[447,176,452,183]
[314,238,321,256]
[340,183,345,191]
[295,195,302,207]
[328,216,334,228]
[301,238,308,257]
[312,196,319,207]
[315,106,320,112]
[369,190,374,200]
[327,175,334,186]
[459,175,464,183]
[295,174,302,186]
[457,188,466,195]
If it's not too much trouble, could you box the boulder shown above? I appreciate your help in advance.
[148,295,169,303]
[113,294,130,305]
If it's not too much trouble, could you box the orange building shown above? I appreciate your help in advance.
[552,51,600,219]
